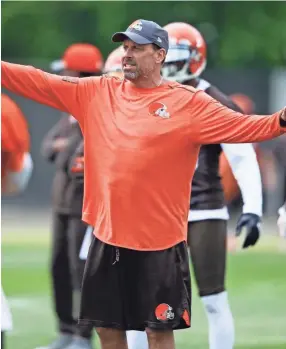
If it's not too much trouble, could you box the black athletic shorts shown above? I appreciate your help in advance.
[78,236,191,331]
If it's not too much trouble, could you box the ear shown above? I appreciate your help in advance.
[155,49,166,64]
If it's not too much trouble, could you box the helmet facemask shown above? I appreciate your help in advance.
[162,44,206,83]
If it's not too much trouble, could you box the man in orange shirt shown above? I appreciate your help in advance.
[2,19,286,349]
[1,93,33,349]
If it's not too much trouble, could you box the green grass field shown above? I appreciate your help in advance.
[2,228,286,349]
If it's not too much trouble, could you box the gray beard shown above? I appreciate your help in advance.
[124,71,139,80]
[123,64,155,81]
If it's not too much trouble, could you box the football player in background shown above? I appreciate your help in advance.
[1,93,33,349]
[163,21,263,349]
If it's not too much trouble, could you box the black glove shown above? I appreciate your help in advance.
[235,213,261,249]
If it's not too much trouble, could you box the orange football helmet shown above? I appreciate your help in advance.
[104,46,124,78]
[162,22,207,82]
[51,43,104,74]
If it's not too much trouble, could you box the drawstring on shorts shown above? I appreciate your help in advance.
[112,247,120,265]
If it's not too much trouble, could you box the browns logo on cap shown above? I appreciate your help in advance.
[128,20,143,31]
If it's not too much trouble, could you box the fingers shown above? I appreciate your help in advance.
[242,225,260,249]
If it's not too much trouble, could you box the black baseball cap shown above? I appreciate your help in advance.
[112,19,169,52]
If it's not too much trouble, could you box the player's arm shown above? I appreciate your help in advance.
[1,61,99,125]
[221,143,262,217]
[41,116,70,162]
[206,86,263,216]
[2,152,33,195]
[221,143,263,248]
[206,87,263,248]
[190,91,286,144]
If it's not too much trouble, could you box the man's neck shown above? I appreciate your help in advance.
[128,74,164,89]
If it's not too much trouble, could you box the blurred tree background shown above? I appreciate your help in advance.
[1,0,286,67]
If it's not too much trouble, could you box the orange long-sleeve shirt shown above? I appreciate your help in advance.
[2,61,285,250]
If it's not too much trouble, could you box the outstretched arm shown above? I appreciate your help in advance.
[190,91,286,144]
[1,61,99,126]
